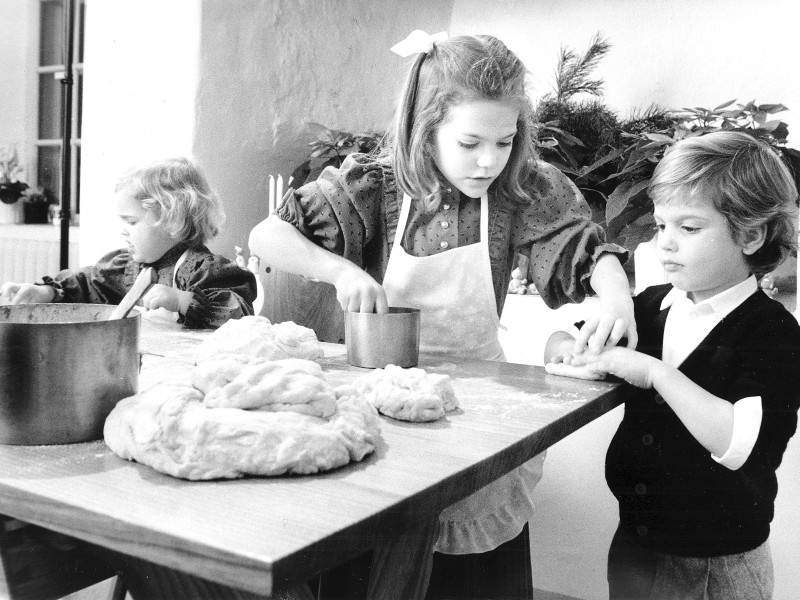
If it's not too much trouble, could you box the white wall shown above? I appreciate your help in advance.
[0,0,39,179]
[80,0,202,263]
[451,0,800,149]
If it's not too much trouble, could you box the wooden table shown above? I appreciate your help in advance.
[0,317,633,599]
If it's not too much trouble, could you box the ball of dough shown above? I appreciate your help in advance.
[193,316,322,364]
[352,365,458,422]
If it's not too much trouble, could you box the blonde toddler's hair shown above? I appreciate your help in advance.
[115,157,224,246]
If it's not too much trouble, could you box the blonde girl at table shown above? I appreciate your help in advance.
[0,157,256,329]
[249,30,636,599]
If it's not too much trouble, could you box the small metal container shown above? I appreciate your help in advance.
[345,307,420,368]
[0,304,139,445]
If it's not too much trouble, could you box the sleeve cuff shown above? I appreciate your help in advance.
[37,276,64,302]
[712,396,762,470]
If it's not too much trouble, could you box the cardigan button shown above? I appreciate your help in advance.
[654,394,665,404]
[443,203,451,210]
[636,524,649,537]
[642,434,654,446]
[440,221,450,229]
[635,483,647,495]
[439,241,449,249]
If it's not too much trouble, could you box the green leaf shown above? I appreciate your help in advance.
[712,99,738,112]
[760,120,782,133]
[758,103,789,114]
[606,179,650,224]
[643,133,673,142]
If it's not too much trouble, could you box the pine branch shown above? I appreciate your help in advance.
[554,32,611,102]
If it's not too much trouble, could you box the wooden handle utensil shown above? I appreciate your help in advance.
[108,267,157,320]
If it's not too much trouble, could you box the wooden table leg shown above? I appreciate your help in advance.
[0,516,114,600]
[365,514,439,600]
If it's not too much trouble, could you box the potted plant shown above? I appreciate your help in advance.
[21,187,56,224]
[0,146,28,224]
[291,122,385,186]
[531,34,800,289]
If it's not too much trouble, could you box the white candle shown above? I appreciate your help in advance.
[268,175,275,214]
[276,175,284,209]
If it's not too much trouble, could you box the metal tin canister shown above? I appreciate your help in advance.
[344,307,420,369]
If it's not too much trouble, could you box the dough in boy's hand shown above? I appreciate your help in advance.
[545,361,606,381]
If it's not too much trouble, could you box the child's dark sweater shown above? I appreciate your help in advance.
[44,243,256,329]
[606,284,800,556]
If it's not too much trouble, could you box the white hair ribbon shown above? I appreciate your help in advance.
[390,30,449,58]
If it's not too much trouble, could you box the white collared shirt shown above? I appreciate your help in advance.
[660,276,762,470]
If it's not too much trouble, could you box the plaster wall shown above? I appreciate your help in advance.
[193,0,453,258]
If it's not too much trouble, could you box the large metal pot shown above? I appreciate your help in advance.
[0,304,139,445]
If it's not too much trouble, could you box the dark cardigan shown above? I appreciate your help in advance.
[606,284,800,557]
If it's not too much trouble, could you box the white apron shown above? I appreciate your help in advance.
[382,194,545,555]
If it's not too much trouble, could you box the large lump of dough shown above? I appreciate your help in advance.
[193,357,337,418]
[104,383,380,480]
[193,316,322,364]
[352,365,458,422]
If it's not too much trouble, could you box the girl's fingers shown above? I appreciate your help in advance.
[572,316,597,353]
[588,318,614,354]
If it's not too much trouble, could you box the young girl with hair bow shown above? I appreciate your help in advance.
[250,30,636,598]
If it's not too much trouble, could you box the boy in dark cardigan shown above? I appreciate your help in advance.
[545,131,800,600]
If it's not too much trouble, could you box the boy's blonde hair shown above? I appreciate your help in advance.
[115,157,224,246]
[649,131,798,275]
[390,34,537,212]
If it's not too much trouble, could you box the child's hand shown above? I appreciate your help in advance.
[545,350,607,380]
[574,292,637,354]
[583,347,659,389]
[333,267,389,313]
[0,282,56,304]
[142,284,193,314]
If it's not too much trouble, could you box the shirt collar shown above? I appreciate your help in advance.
[143,241,193,270]
[660,275,759,315]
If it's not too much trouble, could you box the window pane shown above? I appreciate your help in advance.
[75,72,83,137]
[74,146,81,214]
[77,1,85,62]
[37,145,61,204]
[38,73,62,139]
[40,0,64,67]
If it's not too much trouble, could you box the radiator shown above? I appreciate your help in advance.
[0,225,80,285]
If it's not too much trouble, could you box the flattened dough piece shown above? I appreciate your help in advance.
[352,364,458,422]
[194,316,322,364]
[193,357,337,418]
[103,383,380,480]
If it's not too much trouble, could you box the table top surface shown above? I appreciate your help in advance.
[0,317,631,595]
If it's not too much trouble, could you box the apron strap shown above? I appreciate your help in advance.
[394,192,489,251]
[172,249,191,288]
